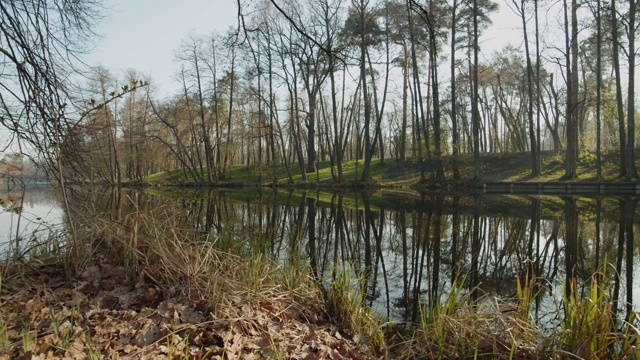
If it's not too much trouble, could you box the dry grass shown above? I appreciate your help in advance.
[394,276,543,360]
[411,304,541,359]
[3,195,640,359]
[0,199,382,359]
[392,271,640,360]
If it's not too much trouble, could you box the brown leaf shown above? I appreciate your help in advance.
[243,339,263,350]
[187,326,224,347]
[122,310,137,322]
[259,300,276,312]
[122,343,137,354]
[191,299,209,311]
[77,281,96,295]
[36,318,52,334]
[13,350,33,360]
[101,294,120,310]
[307,313,319,324]
[141,287,159,305]
[180,306,206,324]
[23,298,37,315]
[65,336,87,359]
[81,265,101,279]
[100,279,116,291]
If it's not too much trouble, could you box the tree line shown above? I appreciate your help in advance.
[1,0,639,186]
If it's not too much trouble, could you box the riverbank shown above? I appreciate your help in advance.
[2,185,640,358]
[2,223,638,359]
[138,149,639,190]
[0,217,384,359]
[1,263,379,359]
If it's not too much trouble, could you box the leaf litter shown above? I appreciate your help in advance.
[0,261,376,359]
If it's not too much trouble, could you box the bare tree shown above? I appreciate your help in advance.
[350,0,382,182]
[0,0,101,172]
[626,0,638,178]
[177,35,216,183]
[611,0,627,177]
[511,0,539,176]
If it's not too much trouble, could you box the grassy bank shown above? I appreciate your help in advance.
[0,199,386,359]
[2,176,640,358]
[396,272,640,359]
[3,219,639,359]
[141,150,639,188]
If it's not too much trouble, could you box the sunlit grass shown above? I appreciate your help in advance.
[144,158,406,187]
[549,272,640,359]
[142,148,637,188]
[325,267,386,357]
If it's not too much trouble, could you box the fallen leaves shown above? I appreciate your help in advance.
[0,263,375,359]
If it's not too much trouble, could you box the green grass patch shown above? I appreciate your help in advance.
[143,148,640,189]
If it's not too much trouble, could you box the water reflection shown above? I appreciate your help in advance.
[0,187,64,256]
[75,188,639,329]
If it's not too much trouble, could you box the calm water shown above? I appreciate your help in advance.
[12,187,640,330]
[0,187,65,256]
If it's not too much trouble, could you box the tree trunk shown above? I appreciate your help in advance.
[407,0,429,182]
[596,0,602,178]
[306,92,317,174]
[400,42,409,162]
[519,0,539,176]
[451,0,460,180]
[626,0,638,178]
[611,0,627,177]
[426,2,444,183]
[563,0,579,179]
[472,0,481,181]
[360,1,372,183]
[222,46,236,179]
[535,0,542,171]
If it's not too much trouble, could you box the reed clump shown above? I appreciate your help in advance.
[395,271,640,360]
[549,274,640,360]
[325,267,387,357]
[396,275,542,359]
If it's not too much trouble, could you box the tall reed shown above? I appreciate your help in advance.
[550,272,640,359]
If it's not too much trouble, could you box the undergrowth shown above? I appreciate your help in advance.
[2,195,639,359]
[394,270,640,359]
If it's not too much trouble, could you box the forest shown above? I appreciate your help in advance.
[1,0,640,186]
[3,1,640,358]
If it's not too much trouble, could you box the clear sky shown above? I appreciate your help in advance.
[85,0,238,98]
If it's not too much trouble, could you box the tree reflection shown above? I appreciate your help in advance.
[69,188,639,328]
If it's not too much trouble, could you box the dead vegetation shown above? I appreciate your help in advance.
[2,188,640,359]
[0,260,375,359]
[0,201,382,359]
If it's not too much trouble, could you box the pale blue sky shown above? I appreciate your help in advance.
[86,0,238,98]
[7,0,521,152]
[84,0,522,98]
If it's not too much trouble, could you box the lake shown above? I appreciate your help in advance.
[5,186,639,331]
[0,187,65,257]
